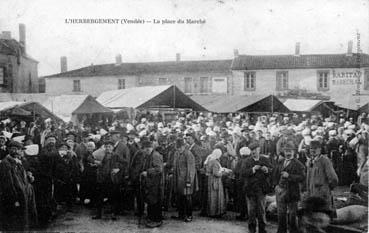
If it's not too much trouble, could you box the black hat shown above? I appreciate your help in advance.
[8,140,25,149]
[185,133,196,139]
[297,196,335,217]
[248,141,260,151]
[141,140,153,148]
[104,140,115,146]
[175,138,185,148]
[220,131,229,139]
[109,130,121,135]
[66,131,77,138]
[127,130,138,137]
[81,131,89,138]
[45,133,57,140]
[310,140,322,149]
[57,141,69,149]
[283,140,296,151]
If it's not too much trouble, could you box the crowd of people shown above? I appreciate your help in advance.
[0,111,367,233]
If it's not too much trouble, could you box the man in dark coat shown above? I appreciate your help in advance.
[111,130,131,213]
[53,142,80,210]
[0,141,38,231]
[129,144,147,217]
[185,133,206,211]
[273,140,305,233]
[93,139,124,220]
[172,138,198,222]
[0,135,8,160]
[35,134,58,226]
[234,146,251,220]
[240,142,273,233]
[141,139,164,228]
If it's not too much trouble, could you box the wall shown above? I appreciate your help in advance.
[45,70,231,97]
[137,71,230,95]
[45,75,137,97]
[15,56,39,93]
[232,67,369,107]
[0,54,39,93]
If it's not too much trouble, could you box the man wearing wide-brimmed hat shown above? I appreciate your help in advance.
[306,140,338,214]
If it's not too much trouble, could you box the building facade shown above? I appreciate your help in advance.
[0,24,39,93]
[44,55,232,97]
[231,47,369,109]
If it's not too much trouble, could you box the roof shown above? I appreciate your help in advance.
[42,95,113,122]
[0,39,38,63]
[0,101,62,121]
[97,85,207,111]
[283,99,328,112]
[0,101,25,111]
[231,53,369,70]
[191,94,289,113]
[43,59,232,78]
[358,103,369,114]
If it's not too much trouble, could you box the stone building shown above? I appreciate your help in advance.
[43,54,232,97]
[0,24,39,93]
[230,42,369,109]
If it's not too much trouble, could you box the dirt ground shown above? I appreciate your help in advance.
[45,207,278,233]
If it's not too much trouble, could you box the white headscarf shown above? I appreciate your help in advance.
[204,149,222,166]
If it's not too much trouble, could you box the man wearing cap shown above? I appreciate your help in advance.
[172,138,198,222]
[185,133,206,211]
[306,140,338,213]
[240,142,272,233]
[234,146,251,220]
[276,129,295,157]
[140,139,164,228]
[273,141,305,233]
[0,141,38,231]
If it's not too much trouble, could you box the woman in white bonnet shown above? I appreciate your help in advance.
[204,149,227,218]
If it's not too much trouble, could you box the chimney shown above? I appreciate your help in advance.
[1,31,11,40]
[19,24,26,52]
[115,54,122,66]
[176,53,181,62]
[294,42,300,56]
[60,56,67,73]
[346,40,353,56]
[233,49,239,57]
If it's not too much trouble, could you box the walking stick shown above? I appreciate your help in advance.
[138,173,142,227]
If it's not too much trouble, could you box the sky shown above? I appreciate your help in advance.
[0,0,368,76]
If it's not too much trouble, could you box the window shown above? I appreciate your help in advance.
[244,72,256,91]
[364,69,369,90]
[276,71,288,91]
[0,67,4,85]
[158,78,167,85]
[118,79,125,89]
[200,77,209,93]
[73,80,81,92]
[317,70,329,91]
[184,77,192,93]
